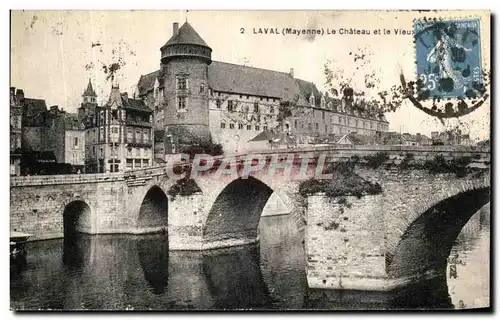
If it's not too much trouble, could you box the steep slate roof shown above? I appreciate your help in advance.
[83,79,97,97]
[249,130,277,142]
[124,98,152,112]
[208,61,309,105]
[295,78,322,108]
[137,70,160,96]
[164,22,210,48]
[22,98,48,126]
[337,132,376,145]
[64,113,82,130]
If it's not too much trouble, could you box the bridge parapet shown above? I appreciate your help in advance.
[10,172,124,187]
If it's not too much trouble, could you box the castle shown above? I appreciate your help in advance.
[135,21,389,157]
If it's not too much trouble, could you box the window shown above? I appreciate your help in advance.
[220,122,226,129]
[254,102,259,113]
[322,111,325,120]
[178,97,187,109]
[263,125,268,131]
[200,84,205,93]
[74,137,79,147]
[315,123,319,131]
[294,119,297,128]
[143,130,149,143]
[112,127,118,133]
[246,125,252,130]
[239,95,243,99]
[229,123,235,129]
[143,159,149,167]
[238,123,243,130]
[308,123,312,130]
[301,123,304,129]
[255,125,260,131]
[325,124,328,133]
[246,95,249,99]
[356,120,359,127]
[126,159,133,169]
[134,159,142,168]
[100,147,103,158]
[92,146,95,156]
[216,99,221,108]
[228,100,234,112]
[127,148,132,157]
[177,78,187,90]
[270,106,274,114]
[127,129,133,141]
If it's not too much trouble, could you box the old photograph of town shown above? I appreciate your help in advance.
[9,9,491,311]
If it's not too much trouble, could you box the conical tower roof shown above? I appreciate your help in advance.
[83,78,97,97]
[164,21,210,48]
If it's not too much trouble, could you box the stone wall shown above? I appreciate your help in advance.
[306,194,387,291]
[167,193,206,250]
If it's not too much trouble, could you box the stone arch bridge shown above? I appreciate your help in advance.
[10,146,490,291]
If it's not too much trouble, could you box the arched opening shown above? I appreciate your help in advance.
[203,177,273,244]
[63,200,91,238]
[138,186,168,230]
[387,187,490,308]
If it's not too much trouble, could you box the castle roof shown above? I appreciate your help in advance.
[164,22,210,48]
[136,61,387,123]
[208,61,310,105]
[83,78,97,97]
[137,62,312,107]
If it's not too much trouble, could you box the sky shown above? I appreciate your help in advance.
[10,10,491,141]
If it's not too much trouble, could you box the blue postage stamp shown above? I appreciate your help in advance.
[414,18,483,99]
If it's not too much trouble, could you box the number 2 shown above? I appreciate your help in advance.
[240,28,245,34]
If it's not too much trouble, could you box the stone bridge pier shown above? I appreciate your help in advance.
[305,169,490,291]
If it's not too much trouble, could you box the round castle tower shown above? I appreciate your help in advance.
[160,21,212,148]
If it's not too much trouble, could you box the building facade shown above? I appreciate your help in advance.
[10,87,23,176]
[79,81,154,173]
[133,21,389,156]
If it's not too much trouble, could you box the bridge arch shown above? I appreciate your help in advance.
[63,200,92,237]
[387,186,490,282]
[202,176,273,246]
[137,185,169,232]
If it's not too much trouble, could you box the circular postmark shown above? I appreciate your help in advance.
[401,17,490,119]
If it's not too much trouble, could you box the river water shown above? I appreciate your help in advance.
[10,206,490,311]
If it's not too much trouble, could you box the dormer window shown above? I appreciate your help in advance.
[321,96,326,109]
[309,94,315,106]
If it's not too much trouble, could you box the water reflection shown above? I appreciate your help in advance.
[136,235,169,295]
[10,210,490,310]
[202,246,273,309]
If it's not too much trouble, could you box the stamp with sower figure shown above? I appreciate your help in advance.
[414,18,483,100]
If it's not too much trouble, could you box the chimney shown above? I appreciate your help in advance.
[173,22,179,36]
[289,68,294,78]
[50,105,59,112]
[121,92,128,102]
[16,89,24,103]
